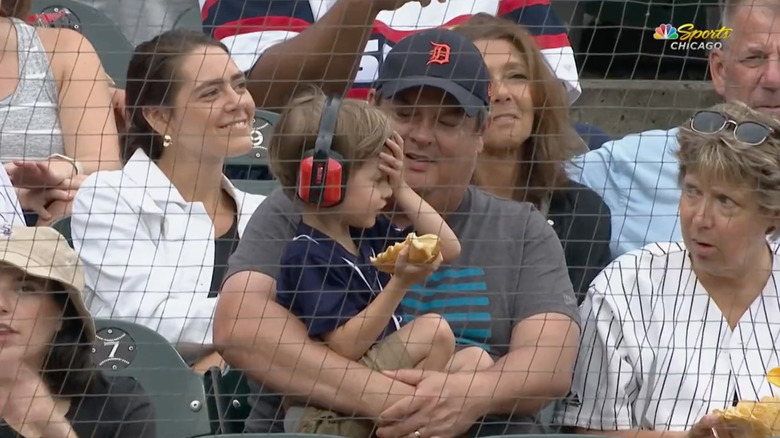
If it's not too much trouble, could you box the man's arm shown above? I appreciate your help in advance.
[215,268,416,417]
[208,0,380,110]
[467,312,580,416]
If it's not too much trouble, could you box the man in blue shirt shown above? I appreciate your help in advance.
[569,0,780,257]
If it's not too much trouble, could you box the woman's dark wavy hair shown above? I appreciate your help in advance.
[123,29,230,163]
[40,283,99,397]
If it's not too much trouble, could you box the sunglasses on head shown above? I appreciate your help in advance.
[690,110,775,146]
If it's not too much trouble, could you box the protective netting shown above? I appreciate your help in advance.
[0,0,776,437]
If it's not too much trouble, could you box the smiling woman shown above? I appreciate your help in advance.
[555,101,780,438]
[455,14,613,301]
[68,29,267,374]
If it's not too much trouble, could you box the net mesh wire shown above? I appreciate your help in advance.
[1,0,777,436]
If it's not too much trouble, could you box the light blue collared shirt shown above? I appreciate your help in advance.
[567,128,683,257]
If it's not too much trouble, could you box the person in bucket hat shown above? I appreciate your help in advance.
[0,226,155,438]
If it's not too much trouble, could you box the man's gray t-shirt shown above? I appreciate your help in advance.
[226,185,580,434]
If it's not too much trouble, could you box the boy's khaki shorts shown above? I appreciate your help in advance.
[290,330,414,438]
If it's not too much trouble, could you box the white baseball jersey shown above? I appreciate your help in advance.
[555,241,780,431]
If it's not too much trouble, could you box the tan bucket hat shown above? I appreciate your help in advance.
[0,225,94,343]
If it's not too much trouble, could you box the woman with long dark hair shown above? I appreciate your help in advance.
[0,226,154,438]
[71,29,265,373]
[456,14,612,300]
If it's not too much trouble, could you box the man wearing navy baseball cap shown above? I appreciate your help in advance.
[374,28,491,119]
[367,28,494,204]
[218,28,580,438]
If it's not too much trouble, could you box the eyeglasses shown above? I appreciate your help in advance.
[690,110,775,146]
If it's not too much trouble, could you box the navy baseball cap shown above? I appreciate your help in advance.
[375,28,491,118]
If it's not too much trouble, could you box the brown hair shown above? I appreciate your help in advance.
[124,29,229,163]
[677,101,780,237]
[269,87,393,198]
[455,13,586,207]
[0,0,31,19]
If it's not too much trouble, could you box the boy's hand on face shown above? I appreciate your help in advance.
[379,132,407,193]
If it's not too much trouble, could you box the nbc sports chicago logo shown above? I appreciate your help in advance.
[653,23,732,50]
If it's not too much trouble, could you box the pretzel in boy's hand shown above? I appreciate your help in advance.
[370,232,441,274]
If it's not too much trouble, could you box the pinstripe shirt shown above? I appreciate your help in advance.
[555,241,780,432]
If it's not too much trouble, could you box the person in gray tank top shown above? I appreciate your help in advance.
[0,0,120,224]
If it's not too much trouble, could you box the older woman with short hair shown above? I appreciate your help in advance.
[555,101,780,438]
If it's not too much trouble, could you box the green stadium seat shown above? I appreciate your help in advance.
[91,319,215,438]
[172,5,203,32]
[206,367,253,434]
[51,215,73,248]
[226,109,279,171]
[30,0,135,87]
[231,179,280,196]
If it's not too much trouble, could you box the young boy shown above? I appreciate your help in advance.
[267,91,494,437]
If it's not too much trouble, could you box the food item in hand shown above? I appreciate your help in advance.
[370,241,405,274]
[768,367,780,387]
[709,367,780,437]
[370,233,441,274]
[711,397,780,437]
[408,233,441,264]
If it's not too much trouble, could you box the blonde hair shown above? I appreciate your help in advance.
[677,101,780,236]
[268,87,393,198]
[454,13,587,207]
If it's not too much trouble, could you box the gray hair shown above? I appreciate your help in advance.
[720,0,780,47]
[677,101,780,238]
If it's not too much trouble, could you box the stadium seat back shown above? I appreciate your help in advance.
[51,215,73,248]
[173,5,203,32]
[91,319,214,438]
[225,109,279,178]
[30,0,134,87]
[231,179,280,196]
[206,367,253,434]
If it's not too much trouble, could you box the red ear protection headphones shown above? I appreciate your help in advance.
[297,96,346,207]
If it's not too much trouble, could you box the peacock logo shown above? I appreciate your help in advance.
[654,24,679,40]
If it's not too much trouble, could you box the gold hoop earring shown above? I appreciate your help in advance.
[163,134,173,148]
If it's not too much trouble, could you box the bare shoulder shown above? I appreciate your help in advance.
[35,28,100,79]
[35,26,95,54]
